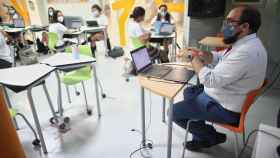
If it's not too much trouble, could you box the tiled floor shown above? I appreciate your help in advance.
[8,45,280,158]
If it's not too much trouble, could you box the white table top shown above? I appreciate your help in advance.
[81,26,105,32]
[0,64,55,87]
[1,27,25,33]
[150,31,176,39]
[40,53,96,68]
[253,124,280,158]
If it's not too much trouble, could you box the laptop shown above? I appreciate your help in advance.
[86,20,99,27]
[130,46,194,83]
[13,19,25,28]
[70,20,82,29]
[159,23,174,35]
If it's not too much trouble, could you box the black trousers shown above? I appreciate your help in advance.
[0,59,12,69]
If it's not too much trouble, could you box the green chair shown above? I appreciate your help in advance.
[47,32,58,54]
[9,108,41,148]
[61,45,106,115]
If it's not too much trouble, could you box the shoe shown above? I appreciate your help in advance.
[184,133,226,151]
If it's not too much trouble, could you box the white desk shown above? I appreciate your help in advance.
[40,53,101,118]
[0,64,57,154]
[252,124,280,158]
[150,32,177,62]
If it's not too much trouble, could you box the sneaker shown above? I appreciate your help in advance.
[184,133,226,151]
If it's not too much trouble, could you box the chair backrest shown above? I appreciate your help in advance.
[221,80,267,133]
[64,45,94,58]
[47,32,58,51]
[130,37,144,49]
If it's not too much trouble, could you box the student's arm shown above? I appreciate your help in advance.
[138,33,151,44]
[58,23,68,33]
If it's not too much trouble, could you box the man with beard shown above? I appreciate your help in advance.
[173,6,267,151]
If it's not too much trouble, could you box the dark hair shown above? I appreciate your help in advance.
[0,16,2,24]
[130,6,145,20]
[239,6,261,33]
[92,4,102,12]
[53,10,63,24]
[159,4,168,10]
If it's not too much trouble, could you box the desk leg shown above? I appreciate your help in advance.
[3,87,19,130]
[141,87,146,146]
[42,83,57,118]
[92,64,101,117]
[27,88,47,154]
[103,30,108,56]
[167,99,174,158]
[55,71,63,117]
[162,97,166,123]
[171,37,176,62]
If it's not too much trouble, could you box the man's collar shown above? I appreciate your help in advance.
[233,33,257,47]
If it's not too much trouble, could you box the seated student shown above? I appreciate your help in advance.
[151,4,174,25]
[173,6,267,151]
[150,4,175,54]
[88,4,112,54]
[127,6,169,63]
[0,24,12,68]
[48,10,68,49]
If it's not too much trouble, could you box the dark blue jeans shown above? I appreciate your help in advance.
[173,85,240,143]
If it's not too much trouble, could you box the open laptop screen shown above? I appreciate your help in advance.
[131,47,151,72]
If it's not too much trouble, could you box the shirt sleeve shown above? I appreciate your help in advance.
[199,50,249,88]
[210,51,223,66]
[134,24,144,37]
[58,23,67,32]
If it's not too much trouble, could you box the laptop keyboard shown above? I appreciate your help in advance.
[144,65,172,78]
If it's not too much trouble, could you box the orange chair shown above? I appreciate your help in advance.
[181,81,267,158]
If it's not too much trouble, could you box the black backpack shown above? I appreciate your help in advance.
[108,46,124,59]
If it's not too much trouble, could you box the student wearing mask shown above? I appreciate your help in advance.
[0,17,12,68]
[128,6,169,63]
[173,6,267,151]
[88,4,111,54]
[48,7,56,24]
[48,10,67,49]
[151,4,174,24]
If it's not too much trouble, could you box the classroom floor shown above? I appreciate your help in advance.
[9,43,280,158]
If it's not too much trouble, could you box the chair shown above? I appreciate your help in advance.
[182,81,267,158]
[9,108,41,148]
[47,32,58,54]
[62,45,106,115]
[130,37,145,49]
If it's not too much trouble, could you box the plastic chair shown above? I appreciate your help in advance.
[62,45,106,115]
[9,108,41,148]
[182,81,267,158]
[130,37,144,49]
[47,32,58,54]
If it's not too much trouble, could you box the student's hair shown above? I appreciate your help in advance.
[92,4,102,12]
[53,10,64,24]
[130,6,145,20]
[156,4,171,23]
[0,16,2,24]
[239,6,261,34]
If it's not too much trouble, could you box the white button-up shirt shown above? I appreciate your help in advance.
[0,32,12,63]
[199,34,267,113]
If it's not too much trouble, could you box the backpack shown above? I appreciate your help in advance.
[108,46,124,58]
[18,46,38,65]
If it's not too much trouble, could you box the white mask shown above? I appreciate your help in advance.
[159,11,166,17]
[49,11,53,16]
[92,11,99,17]
[58,16,64,22]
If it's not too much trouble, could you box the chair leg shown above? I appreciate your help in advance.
[65,85,72,104]
[242,132,246,146]
[234,133,239,158]
[97,78,106,98]
[162,97,166,123]
[16,113,39,140]
[182,120,194,158]
[81,81,91,115]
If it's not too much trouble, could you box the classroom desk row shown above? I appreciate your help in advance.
[0,53,101,154]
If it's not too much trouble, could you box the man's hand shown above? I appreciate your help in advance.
[187,48,213,64]
[191,56,205,74]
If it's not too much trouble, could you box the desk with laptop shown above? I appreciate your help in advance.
[130,46,194,158]
[150,21,177,62]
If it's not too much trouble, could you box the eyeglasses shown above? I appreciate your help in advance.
[223,18,240,25]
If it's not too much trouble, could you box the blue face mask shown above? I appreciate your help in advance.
[222,23,235,39]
